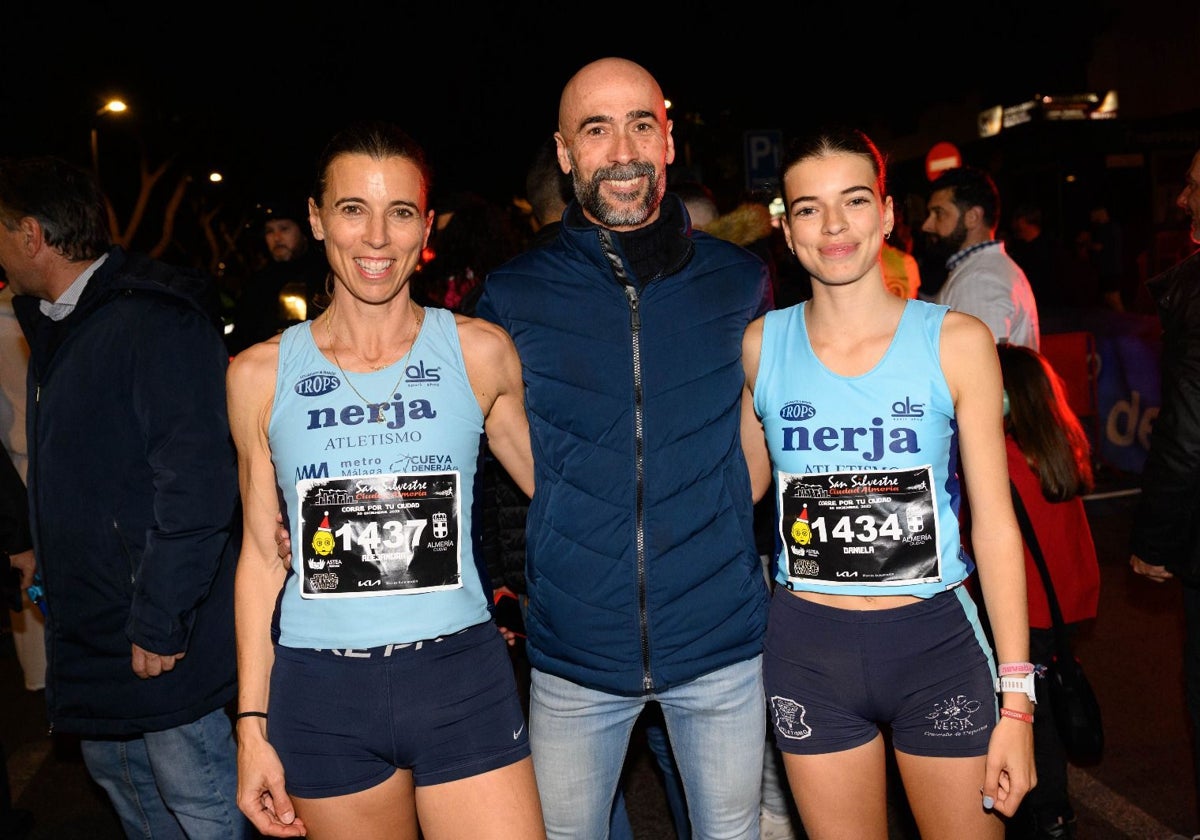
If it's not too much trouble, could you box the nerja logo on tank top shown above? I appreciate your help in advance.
[304,394,436,431]
[295,360,444,432]
[777,399,924,462]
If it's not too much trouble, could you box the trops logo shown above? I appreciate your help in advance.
[779,401,816,422]
[295,372,341,397]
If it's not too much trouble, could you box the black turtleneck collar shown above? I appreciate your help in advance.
[566,194,693,285]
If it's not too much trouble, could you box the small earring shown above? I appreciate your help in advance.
[884,230,892,240]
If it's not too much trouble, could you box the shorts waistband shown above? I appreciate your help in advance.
[775,586,962,624]
[304,625,474,659]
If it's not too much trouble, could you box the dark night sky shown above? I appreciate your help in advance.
[4,3,1111,213]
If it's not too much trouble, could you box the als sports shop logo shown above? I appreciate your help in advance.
[890,397,925,419]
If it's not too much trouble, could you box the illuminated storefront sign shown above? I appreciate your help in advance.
[978,91,1118,137]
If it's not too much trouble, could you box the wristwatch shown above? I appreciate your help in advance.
[995,673,1038,704]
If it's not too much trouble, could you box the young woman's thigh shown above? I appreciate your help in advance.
[894,751,1003,840]
[293,769,418,840]
[417,758,545,840]
[781,738,889,838]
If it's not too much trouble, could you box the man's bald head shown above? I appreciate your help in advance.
[553,57,674,231]
[557,57,666,136]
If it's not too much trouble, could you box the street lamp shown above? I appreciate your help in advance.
[89,98,128,179]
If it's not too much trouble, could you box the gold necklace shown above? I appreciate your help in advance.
[325,302,423,423]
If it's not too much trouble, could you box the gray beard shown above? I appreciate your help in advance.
[573,161,663,228]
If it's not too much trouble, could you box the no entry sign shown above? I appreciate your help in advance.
[925,142,962,181]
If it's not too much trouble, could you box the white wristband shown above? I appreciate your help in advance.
[995,673,1038,704]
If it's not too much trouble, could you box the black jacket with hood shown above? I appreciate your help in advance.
[1132,249,1200,583]
[14,246,240,735]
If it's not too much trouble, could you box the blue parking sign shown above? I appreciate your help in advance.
[744,130,782,191]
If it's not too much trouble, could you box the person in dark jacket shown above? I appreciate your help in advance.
[0,155,247,839]
[1129,146,1200,833]
[489,135,693,840]
[226,197,330,356]
[475,57,774,839]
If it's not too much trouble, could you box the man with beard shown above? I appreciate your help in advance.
[922,165,1040,351]
[474,57,774,838]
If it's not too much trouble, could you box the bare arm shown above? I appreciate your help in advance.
[226,341,305,837]
[741,317,771,503]
[459,315,534,499]
[941,312,1035,816]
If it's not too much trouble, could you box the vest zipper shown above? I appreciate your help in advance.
[623,283,653,692]
[601,228,654,692]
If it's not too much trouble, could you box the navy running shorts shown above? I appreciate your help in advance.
[764,586,997,758]
[269,620,530,797]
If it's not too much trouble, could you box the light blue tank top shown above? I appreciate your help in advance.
[753,300,972,597]
[269,307,490,647]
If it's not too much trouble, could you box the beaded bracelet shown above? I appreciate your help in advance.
[999,707,1034,724]
[235,711,268,720]
[997,662,1035,676]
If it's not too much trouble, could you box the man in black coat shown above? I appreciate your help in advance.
[0,155,248,839]
[1129,146,1200,833]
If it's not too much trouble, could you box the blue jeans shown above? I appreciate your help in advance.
[610,719,690,840]
[531,656,765,839]
[760,735,792,819]
[80,707,247,840]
